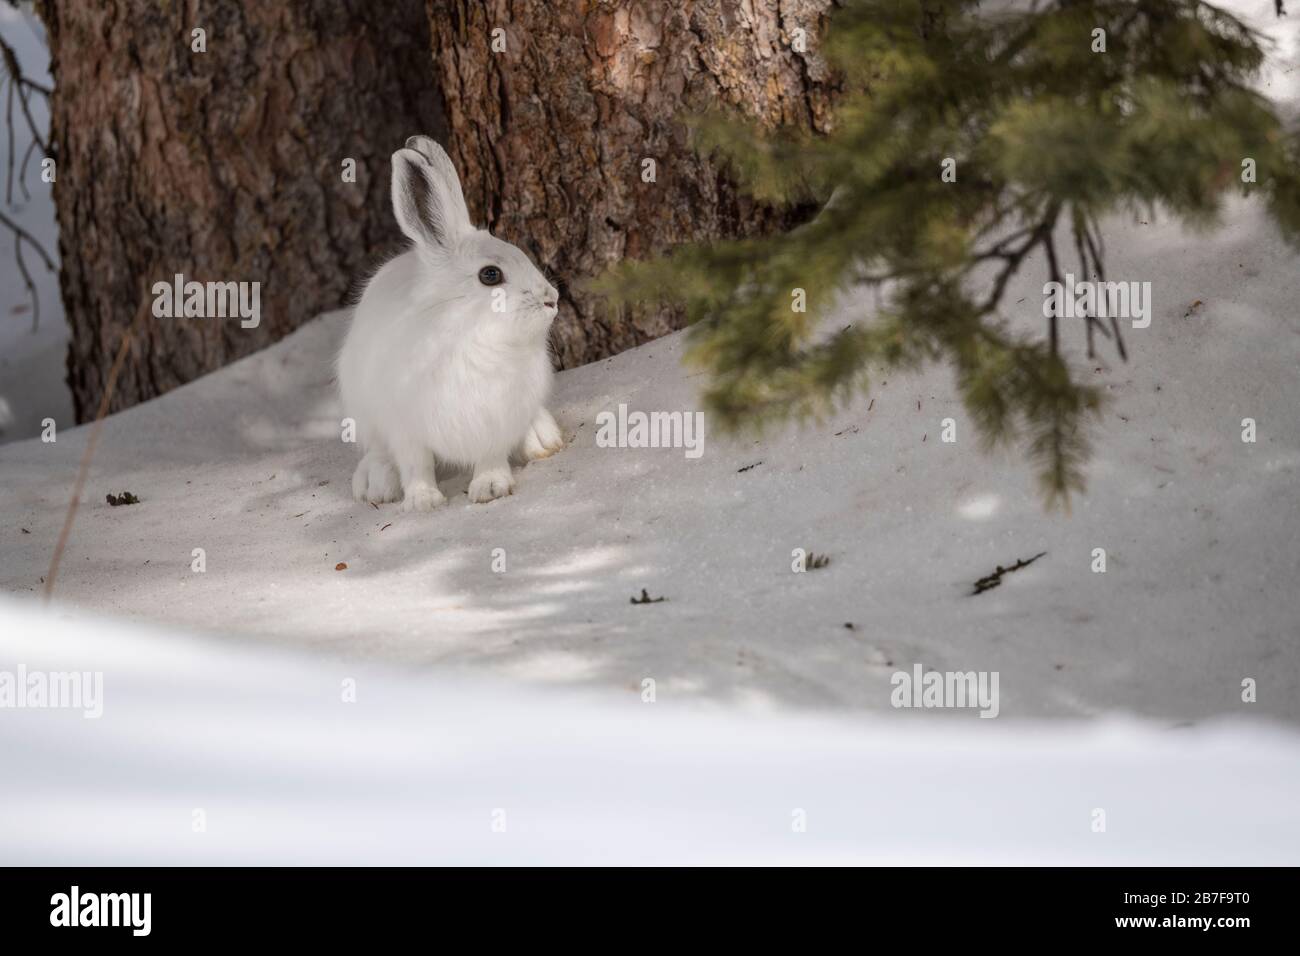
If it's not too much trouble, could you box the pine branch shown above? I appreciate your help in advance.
[594,0,1300,509]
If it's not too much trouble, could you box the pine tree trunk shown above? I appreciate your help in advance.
[425,0,835,368]
[38,0,445,421]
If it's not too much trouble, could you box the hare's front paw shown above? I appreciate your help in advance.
[522,408,564,461]
[400,481,447,512]
[468,465,515,503]
[354,452,402,504]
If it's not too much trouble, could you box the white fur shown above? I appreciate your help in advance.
[337,136,563,509]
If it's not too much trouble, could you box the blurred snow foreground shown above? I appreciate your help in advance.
[2,597,1299,865]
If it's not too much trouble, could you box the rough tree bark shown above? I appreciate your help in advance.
[37,0,445,420]
[42,0,835,416]
[426,0,836,368]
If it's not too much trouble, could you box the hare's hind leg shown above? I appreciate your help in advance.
[353,446,402,504]
[520,407,564,461]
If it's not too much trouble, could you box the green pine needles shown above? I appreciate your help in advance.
[594,0,1300,508]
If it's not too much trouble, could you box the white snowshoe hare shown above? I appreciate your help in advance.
[337,135,564,510]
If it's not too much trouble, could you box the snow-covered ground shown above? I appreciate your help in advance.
[1,181,1298,722]
[3,598,1299,864]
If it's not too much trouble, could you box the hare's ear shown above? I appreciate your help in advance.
[406,137,472,234]
[404,135,441,165]
[391,141,472,249]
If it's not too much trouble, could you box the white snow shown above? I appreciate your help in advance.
[2,598,1299,864]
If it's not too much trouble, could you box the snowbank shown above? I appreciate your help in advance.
[2,598,1298,864]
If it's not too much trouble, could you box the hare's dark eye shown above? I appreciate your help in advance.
[478,265,503,286]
